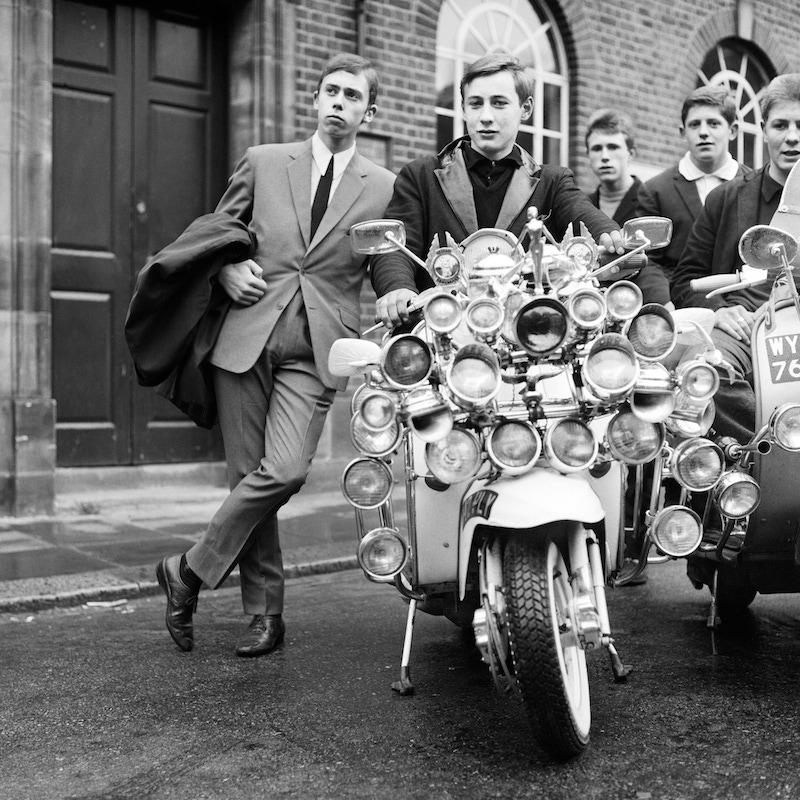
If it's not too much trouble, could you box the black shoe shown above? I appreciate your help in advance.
[236,615,285,658]
[155,555,198,652]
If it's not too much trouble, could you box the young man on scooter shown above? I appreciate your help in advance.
[671,73,800,444]
[371,52,624,328]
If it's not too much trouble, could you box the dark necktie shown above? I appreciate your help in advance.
[310,156,334,238]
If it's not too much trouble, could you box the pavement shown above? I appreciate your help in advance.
[0,459,373,613]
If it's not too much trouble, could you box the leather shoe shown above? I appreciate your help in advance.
[155,555,198,652]
[236,615,285,658]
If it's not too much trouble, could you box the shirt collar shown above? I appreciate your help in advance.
[462,142,524,170]
[312,132,356,178]
[678,150,738,182]
[761,165,784,203]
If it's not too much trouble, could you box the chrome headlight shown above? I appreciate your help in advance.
[358,390,396,431]
[425,427,482,484]
[769,404,800,451]
[445,343,501,409]
[713,472,761,519]
[606,409,665,465]
[567,287,607,331]
[582,333,639,401]
[544,418,598,472]
[666,397,716,437]
[402,387,454,443]
[670,438,724,492]
[465,297,505,339]
[676,360,720,403]
[650,506,702,557]
[605,280,643,322]
[341,458,394,509]
[625,303,676,361]
[424,292,463,334]
[358,527,408,581]
[381,334,432,389]
[515,297,571,357]
[487,420,542,475]
[350,412,402,457]
[630,362,675,423]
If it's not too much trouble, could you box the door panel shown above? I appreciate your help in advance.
[52,0,227,466]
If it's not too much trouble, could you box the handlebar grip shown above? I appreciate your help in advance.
[689,274,739,292]
[597,252,648,270]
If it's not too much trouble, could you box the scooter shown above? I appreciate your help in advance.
[328,212,687,758]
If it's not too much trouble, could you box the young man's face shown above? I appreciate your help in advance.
[586,131,633,187]
[680,105,737,172]
[314,69,374,152]
[763,99,800,182]
[462,71,532,161]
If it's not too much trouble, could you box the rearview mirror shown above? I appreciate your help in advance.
[621,217,673,250]
[738,224,799,273]
[350,219,407,255]
[328,338,382,377]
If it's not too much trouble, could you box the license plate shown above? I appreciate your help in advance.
[766,333,800,383]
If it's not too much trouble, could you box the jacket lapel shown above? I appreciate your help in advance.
[673,171,703,218]
[496,163,539,230]
[287,140,314,248]
[435,148,478,236]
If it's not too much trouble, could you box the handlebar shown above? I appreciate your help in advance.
[597,251,648,272]
[689,274,741,293]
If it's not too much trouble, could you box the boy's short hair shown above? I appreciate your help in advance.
[460,52,534,105]
[759,73,800,123]
[317,54,379,107]
[584,108,636,150]
[680,85,737,126]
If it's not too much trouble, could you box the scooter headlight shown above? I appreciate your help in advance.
[630,362,675,423]
[381,334,432,389]
[486,420,542,475]
[341,458,394,509]
[606,409,665,465]
[676,360,720,403]
[769,404,800,452]
[625,303,676,361]
[567,287,607,330]
[350,412,402,457]
[650,506,702,557]
[358,527,408,581]
[465,297,505,339]
[713,472,761,519]
[515,297,570,357]
[425,427,482,484]
[359,390,396,431]
[544,418,598,473]
[583,333,639,401]
[424,292,463,334]
[670,438,724,492]
[402,387,454,443]
[445,343,501,409]
[605,280,643,322]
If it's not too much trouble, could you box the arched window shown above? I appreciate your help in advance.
[436,0,569,165]
[696,38,775,169]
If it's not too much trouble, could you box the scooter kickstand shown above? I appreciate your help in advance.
[607,640,633,683]
[391,598,417,696]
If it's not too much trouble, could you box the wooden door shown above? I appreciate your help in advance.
[52,0,228,466]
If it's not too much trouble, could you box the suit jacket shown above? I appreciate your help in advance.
[587,176,670,304]
[637,162,752,275]
[210,138,395,390]
[371,137,617,296]
[671,166,782,311]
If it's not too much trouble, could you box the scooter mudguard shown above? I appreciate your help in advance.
[458,468,605,598]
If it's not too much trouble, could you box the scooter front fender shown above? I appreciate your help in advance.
[458,467,605,599]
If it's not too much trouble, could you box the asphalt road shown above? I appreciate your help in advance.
[2,560,800,800]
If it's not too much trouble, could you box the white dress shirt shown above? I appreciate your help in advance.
[678,151,740,205]
[311,132,356,203]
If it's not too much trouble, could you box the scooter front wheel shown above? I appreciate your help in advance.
[504,534,591,760]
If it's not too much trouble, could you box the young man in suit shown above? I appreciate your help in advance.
[671,74,800,444]
[585,108,670,305]
[155,54,395,657]
[637,85,751,282]
[371,52,624,328]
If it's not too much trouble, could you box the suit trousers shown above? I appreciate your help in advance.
[186,291,336,614]
[708,328,756,444]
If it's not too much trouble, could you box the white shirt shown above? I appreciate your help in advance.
[311,132,355,203]
[678,151,739,205]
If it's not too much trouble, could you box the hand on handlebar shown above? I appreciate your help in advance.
[375,288,419,329]
[598,230,625,256]
[713,305,754,344]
